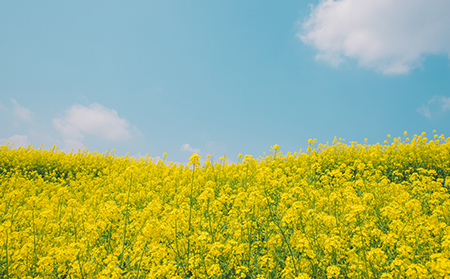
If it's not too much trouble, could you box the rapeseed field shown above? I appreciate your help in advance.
[1,132,450,278]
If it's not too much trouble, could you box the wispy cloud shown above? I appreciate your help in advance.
[131,152,163,162]
[53,103,133,141]
[418,95,450,119]
[180,143,201,154]
[61,139,85,152]
[299,0,450,75]
[11,98,35,122]
[0,134,29,147]
[204,141,227,162]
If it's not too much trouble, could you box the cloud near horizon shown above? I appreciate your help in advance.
[180,143,201,154]
[299,0,450,75]
[0,134,29,147]
[11,98,35,122]
[53,103,133,141]
[417,95,450,119]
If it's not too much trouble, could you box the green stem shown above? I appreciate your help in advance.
[71,205,77,242]
[174,219,188,277]
[264,187,299,276]
[135,241,148,279]
[78,254,85,279]
[5,223,9,278]
[187,165,195,262]
[206,202,215,243]
[247,222,252,271]
[32,207,37,276]
[58,195,63,237]
[357,213,369,278]
[120,173,133,268]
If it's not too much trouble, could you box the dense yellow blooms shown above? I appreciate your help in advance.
[1,133,450,278]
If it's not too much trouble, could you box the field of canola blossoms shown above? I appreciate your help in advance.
[1,132,450,279]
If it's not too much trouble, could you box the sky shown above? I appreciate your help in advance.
[1,0,450,163]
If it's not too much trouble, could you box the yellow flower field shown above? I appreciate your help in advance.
[1,132,450,278]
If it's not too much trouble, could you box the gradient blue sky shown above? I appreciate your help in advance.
[1,0,450,163]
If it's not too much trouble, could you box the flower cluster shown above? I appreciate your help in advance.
[1,132,450,278]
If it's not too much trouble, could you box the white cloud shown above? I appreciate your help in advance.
[53,103,133,141]
[205,141,227,160]
[0,135,29,147]
[299,0,450,75]
[10,98,35,122]
[151,156,163,162]
[131,152,163,162]
[180,143,201,154]
[62,139,86,152]
[418,95,450,119]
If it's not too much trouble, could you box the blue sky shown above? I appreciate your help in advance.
[1,0,450,163]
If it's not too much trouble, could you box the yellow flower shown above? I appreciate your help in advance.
[188,153,201,166]
[326,265,340,279]
[1,131,450,278]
